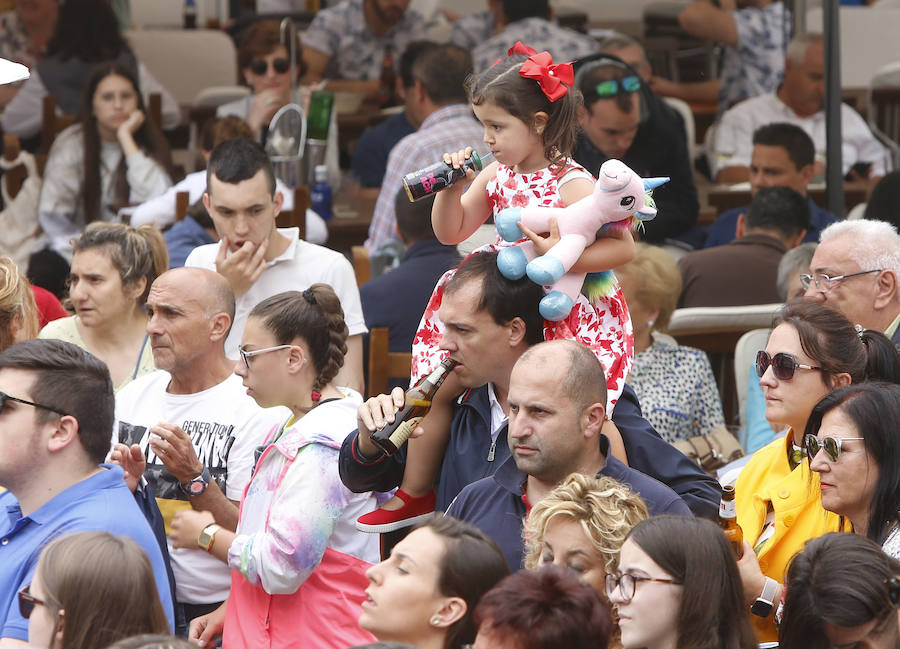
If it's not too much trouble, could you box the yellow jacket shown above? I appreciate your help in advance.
[735,434,846,642]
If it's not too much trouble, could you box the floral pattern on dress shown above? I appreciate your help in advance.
[411,160,634,415]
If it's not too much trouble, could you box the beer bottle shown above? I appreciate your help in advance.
[719,484,744,559]
[370,358,458,455]
[378,45,396,107]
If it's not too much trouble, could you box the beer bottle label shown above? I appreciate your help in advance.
[720,499,737,518]
[388,416,424,449]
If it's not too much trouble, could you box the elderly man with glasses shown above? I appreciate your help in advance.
[0,339,175,643]
[572,55,699,245]
[804,220,900,345]
[110,267,287,636]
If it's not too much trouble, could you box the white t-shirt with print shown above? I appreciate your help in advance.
[114,370,289,604]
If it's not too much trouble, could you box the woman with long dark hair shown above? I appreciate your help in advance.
[32,61,173,296]
[806,382,900,558]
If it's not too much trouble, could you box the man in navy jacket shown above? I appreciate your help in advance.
[447,340,691,569]
[339,252,719,528]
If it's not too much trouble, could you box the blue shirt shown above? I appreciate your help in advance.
[164,216,215,269]
[351,111,415,188]
[704,196,837,248]
[446,439,692,570]
[0,465,175,639]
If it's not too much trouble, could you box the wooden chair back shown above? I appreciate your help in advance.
[276,186,308,241]
[351,245,370,287]
[175,191,191,222]
[367,327,412,398]
[2,134,29,201]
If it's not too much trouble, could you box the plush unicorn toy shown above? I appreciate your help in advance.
[495,159,669,321]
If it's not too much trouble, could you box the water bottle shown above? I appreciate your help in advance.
[310,165,332,221]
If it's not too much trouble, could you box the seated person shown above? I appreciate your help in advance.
[617,244,726,444]
[350,40,436,193]
[360,190,461,379]
[597,32,653,81]
[130,116,327,250]
[0,0,57,107]
[705,122,837,248]
[448,0,503,50]
[300,0,430,96]
[651,0,787,114]
[0,0,179,143]
[29,61,174,299]
[863,170,900,231]
[471,0,598,73]
[217,20,340,185]
[713,33,888,182]
[572,55,699,244]
[679,186,810,308]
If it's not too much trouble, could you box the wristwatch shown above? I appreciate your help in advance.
[751,577,779,617]
[197,523,222,552]
[181,466,210,496]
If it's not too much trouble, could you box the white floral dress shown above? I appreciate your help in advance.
[411,160,634,414]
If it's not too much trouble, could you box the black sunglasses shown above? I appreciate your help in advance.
[249,57,290,75]
[0,391,66,416]
[18,584,47,618]
[755,351,823,381]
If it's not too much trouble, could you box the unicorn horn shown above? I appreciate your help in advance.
[643,177,670,190]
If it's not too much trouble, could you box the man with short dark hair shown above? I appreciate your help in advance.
[360,190,461,367]
[713,33,888,182]
[0,339,174,643]
[447,339,691,569]
[678,186,810,308]
[471,0,598,73]
[705,122,838,248]
[341,250,720,532]
[112,267,287,634]
[187,138,366,391]
[350,40,437,192]
[573,56,699,244]
[365,43,483,252]
[300,0,429,95]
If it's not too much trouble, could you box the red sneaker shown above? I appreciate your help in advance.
[356,489,437,533]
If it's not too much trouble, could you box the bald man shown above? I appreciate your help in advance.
[111,268,289,634]
[446,339,691,570]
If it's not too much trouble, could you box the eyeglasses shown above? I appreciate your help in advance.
[18,585,48,618]
[238,344,293,369]
[595,75,641,98]
[800,269,883,293]
[805,434,865,462]
[605,572,679,602]
[755,351,822,381]
[249,57,290,75]
[0,391,66,417]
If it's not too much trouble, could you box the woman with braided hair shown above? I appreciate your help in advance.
[186,286,380,649]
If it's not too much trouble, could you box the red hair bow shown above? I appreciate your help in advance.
[519,51,574,102]
[507,41,537,57]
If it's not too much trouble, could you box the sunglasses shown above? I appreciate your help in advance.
[755,351,822,381]
[805,434,865,462]
[18,584,48,618]
[238,344,293,369]
[595,75,641,98]
[249,57,290,76]
[0,391,66,417]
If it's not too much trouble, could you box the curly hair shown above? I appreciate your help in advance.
[0,257,38,351]
[524,473,648,575]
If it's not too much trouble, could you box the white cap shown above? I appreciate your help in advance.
[0,58,29,85]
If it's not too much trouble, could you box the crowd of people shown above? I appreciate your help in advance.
[1,0,900,648]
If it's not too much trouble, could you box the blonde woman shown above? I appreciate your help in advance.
[525,473,649,648]
[0,256,39,351]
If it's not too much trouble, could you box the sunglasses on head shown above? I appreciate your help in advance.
[595,75,641,98]
[805,434,865,462]
[249,57,290,75]
[755,351,823,381]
